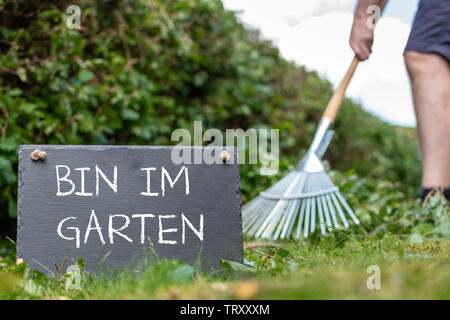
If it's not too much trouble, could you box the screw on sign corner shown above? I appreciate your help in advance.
[30,149,46,161]
[220,150,230,162]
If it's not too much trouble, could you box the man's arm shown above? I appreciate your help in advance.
[350,0,387,60]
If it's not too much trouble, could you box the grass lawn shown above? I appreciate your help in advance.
[1,173,449,300]
[0,236,448,300]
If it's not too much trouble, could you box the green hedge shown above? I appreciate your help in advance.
[0,0,420,223]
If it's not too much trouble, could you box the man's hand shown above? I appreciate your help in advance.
[349,0,387,60]
[349,16,374,61]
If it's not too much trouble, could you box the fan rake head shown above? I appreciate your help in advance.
[242,119,359,240]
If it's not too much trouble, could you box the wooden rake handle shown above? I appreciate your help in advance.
[322,0,387,122]
[322,55,359,122]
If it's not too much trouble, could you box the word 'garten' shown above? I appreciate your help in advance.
[55,165,204,248]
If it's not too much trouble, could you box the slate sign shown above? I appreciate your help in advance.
[17,145,243,274]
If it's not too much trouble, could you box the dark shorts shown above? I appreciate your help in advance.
[404,0,450,61]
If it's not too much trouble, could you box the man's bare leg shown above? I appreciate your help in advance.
[404,51,450,189]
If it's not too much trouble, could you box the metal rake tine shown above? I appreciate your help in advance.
[256,173,302,238]
[284,199,301,239]
[261,197,291,239]
[316,193,326,235]
[244,200,272,234]
[242,197,266,227]
[260,202,288,239]
[242,197,265,224]
[243,195,265,212]
[281,173,307,239]
[266,171,295,193]
[248,200,278,237]
[254,199,283,238]
[325,193,340,229]
[302,175,311,238]
[295,199,307,239]
[309,176,317,235]
[320,195,333,232]
[336,192,360,224]
[273,200,293,240]
[246,200,276,236]
[319,174,335,230]
[330,192,349,228]
[279,200,298,239]
[303,198,311,238]
[277,198,300,239]
[274,172,306,239]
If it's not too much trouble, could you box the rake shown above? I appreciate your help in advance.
[243,56,362,240]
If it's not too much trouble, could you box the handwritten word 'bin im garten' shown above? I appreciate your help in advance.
[54,165,204,248]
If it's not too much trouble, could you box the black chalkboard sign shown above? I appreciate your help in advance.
[17,145,243,274]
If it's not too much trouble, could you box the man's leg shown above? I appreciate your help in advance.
[404,51,450,192]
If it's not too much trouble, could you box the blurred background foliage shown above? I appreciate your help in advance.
[0,0,420,235]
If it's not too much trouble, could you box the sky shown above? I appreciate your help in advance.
[222,0,420,127]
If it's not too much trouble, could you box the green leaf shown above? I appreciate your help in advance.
[17,67,27,82]
[75,258,86,270]
[434,218,450,238]
[219,259,255,274]
[22,279,44,296]
[169,262,195,282]
[276,248,290,258]
[0,138,17,151]
[77,69,94,83]
[121,109,140,120]
[0,156,16,184]
[32,270,48,283]
[19,102,37,114]
[8,88,23,96]
[78,112,94,132]
[409,234,423,244]
[8,198,17,218]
